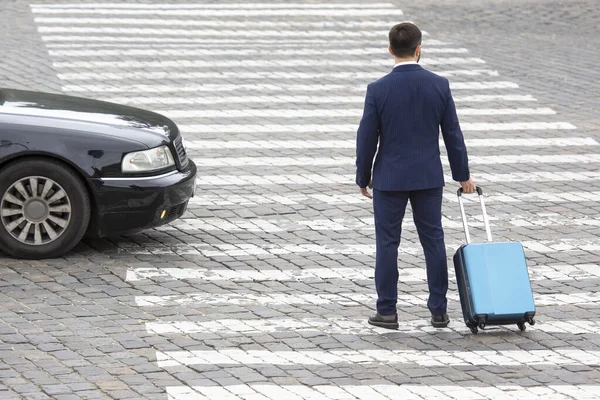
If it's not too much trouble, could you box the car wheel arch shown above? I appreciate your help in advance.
[0,155,101,258]
[0,153,99,220]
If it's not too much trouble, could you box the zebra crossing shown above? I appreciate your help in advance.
[31,1,600,399]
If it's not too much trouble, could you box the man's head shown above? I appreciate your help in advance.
[388,22,422,62]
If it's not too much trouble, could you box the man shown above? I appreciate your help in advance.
[355,22,476,329]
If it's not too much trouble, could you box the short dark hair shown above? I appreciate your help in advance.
[389,22,422,58]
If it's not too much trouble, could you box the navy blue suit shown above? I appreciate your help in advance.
[355,63,470,317]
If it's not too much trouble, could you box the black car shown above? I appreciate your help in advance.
[0,88,197,259]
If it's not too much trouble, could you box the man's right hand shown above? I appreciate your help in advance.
[460,178,476,194]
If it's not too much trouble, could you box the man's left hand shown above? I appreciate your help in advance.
[360,180,373,199]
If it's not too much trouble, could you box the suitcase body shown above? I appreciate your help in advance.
[452,187,536,334]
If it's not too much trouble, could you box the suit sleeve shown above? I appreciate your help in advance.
[355,84,380,188]
[440,81,470,182]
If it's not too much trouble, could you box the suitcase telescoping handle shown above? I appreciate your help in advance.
[457,186,493,244]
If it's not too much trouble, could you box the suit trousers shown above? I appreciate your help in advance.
[373,187,448,316]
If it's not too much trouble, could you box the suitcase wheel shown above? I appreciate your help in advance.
[528,317,535,326]
[469,326,478,334]
[478,322,486,330]
[517,322,526,331]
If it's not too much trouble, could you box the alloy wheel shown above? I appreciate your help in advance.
[1,176,72,245]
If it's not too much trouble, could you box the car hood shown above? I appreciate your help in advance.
[0,88,178,142]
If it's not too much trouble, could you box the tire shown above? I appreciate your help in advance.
[0,158,91,259]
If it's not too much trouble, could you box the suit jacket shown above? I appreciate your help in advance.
[355,63,470,191]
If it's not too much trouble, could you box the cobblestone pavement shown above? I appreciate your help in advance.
[1,1,600,399]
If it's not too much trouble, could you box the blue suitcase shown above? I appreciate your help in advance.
[453,187,536,334]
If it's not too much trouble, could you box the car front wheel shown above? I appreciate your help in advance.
[0,158,91,259]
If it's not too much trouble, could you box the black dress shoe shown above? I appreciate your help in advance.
[368,312,399,329]
[431,313,450,328]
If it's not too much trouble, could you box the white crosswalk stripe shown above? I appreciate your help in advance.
[191,154,600,167]
[32,3,398,9]
[42,38,443,45]
[193,172,599,185]
[136,291,600,307]
[62,83,363,93]
[184,137,596,149]
[157,107,556,119]
[125,266,375,282]
[155,348,600,368]
[180,122,576,133]
[31,8,407,17]
[188,191,600,206]
[147,318,600,336]
[44,40,455,48]
[58,69,500,81]
[31,3,399,9]
[42,28,420,38]
[159,214,600,233]
[97,94,539,105]
[37,19,419,29]
[166,384,600,400]
[62,82,522,93]
[50,47,469,57]
[52,57,484,69]
[126,263,600,283]
[118,239,600,258]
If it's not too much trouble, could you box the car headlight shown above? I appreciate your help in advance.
[122,145,175,173]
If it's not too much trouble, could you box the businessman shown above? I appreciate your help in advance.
[356,22,476,329]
